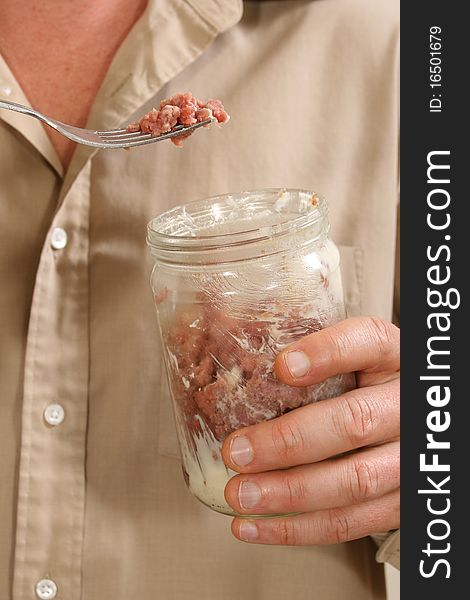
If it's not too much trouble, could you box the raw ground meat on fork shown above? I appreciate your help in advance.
[127,92,230,146]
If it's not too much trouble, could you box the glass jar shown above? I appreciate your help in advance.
[147,188,355,516]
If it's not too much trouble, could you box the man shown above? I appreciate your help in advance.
[0,1,400,599]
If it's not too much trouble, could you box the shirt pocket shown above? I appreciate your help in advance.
[157,244,364,459]
[337,244,364,317]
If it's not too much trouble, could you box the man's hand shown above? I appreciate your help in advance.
[221,316,400,545]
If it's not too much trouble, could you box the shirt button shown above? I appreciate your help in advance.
[50,227,68,250]
[2,85,12,96]
[35,579,58,600]
[43,404,65,426]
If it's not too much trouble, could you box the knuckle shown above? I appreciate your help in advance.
[323,325,350,364]
[282,474,309,510]
[366,317,399,361]
[391,493,401,522]
[324,508,353,544]
[273,518,299,545]
[339,395,379,447]
[271,416,306,463]
[347,459,380,502]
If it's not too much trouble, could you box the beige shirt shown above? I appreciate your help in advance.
[0,1,400,599]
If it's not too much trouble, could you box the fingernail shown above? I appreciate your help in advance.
[238,520,259,541]
[285,351,310,378]
[230,436,254,466]
[239,481,261,509]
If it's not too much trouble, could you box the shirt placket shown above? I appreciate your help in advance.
[12,162,91,600]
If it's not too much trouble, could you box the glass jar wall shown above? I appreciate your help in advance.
[147,189,355,515]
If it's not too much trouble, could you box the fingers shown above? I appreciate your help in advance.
[230,489,400,546]
[222,379,399,472]
[224,442,399,515]
[274,316,400,387]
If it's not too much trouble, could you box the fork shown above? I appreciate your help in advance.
[0,99,214,149]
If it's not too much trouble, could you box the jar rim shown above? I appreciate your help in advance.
[147,188,327,254]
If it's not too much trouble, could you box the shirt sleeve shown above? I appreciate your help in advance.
[372,530,400,571]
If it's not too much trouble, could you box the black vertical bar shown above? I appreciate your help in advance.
[401,2,467,597]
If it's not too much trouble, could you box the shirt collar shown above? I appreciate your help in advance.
[0,56,64,177]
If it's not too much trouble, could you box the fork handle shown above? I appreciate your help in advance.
[0,99,45,121]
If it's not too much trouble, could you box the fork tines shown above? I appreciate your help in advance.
[94,119,213,147]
